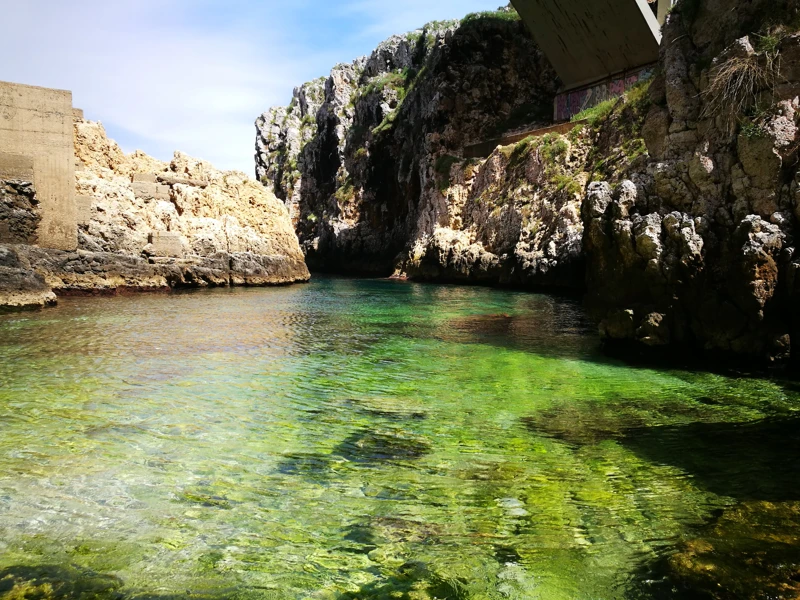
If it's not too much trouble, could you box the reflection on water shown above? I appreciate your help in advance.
[0,278,798,599]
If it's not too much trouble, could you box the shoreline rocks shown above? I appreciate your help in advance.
[0,119,310,311]
[14,245,309,296]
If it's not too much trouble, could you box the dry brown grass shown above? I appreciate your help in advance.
[702,52,781,128]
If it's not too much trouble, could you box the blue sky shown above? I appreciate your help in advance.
[0,0,501,174]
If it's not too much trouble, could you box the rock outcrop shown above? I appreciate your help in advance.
[0,244,56,310]
[0,180,40,245]
[583,0,800,363]
[256,8,564,281]
[0,119,309,309]
[70,119,309,290]
[403,132,587,287]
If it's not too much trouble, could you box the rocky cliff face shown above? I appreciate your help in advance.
[0,181,40,245]
[59,118,309,292]
[584,0,800,363]
[0,119,309,309]
[258,0,800,363]
[256,8,563,280]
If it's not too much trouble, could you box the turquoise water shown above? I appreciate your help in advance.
[0,278,798,599]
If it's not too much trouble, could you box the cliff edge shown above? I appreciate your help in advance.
[255,8,567,283]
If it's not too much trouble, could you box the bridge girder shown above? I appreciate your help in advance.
[509,0,663,90]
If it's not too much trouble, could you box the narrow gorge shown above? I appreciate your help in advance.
[256,0,800,366]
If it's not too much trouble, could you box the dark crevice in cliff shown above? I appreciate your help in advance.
[257,10,563,282]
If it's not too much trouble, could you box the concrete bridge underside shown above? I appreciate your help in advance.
[510,0,664,90]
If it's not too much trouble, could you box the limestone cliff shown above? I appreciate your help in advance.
[61,119,309,292]
[255,8,564,281]
[1,120,309,306]
[258,0,800,364]
[584,0,800,363]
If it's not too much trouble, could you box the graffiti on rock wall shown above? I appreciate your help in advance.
[554,65,655,122]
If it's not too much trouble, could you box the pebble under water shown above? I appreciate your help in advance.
[0,277,798,599]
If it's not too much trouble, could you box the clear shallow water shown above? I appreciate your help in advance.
[0,277,798,599]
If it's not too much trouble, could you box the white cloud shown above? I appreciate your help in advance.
[0,0,500,174]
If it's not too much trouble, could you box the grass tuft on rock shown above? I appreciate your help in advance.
[572,98,618,126]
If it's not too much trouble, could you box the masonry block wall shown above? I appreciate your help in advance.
[0,81,77,250]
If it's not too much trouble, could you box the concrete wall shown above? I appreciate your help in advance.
[510,0,661,90]
[0,81,76,250]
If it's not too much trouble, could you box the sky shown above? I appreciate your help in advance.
[0,0,500,175]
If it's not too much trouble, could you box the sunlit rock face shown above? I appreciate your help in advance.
[256,9,564,281]
[68,119,309,291]
[0,119,310,309]
[583,0,800,363]
[257,0,800,364]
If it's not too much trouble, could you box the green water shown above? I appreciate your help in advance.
[0,278,798,599]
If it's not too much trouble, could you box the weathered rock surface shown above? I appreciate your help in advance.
[403,133,587,287]
[584,1,800,363]
[73,119,308,287]
[256,8,563,282]
[0,244,56,310]
[13,246,304,295]
[0,180,40,245]
[0,120,309,310]
[644,500,800,599]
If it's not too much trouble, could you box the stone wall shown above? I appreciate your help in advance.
[0,81,76,250]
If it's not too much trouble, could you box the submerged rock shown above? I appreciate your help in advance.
[336,561,468,600]
[643,501,800,599]
[0,564,123,600]
[335,428,432,464]
[346,396,428,420]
